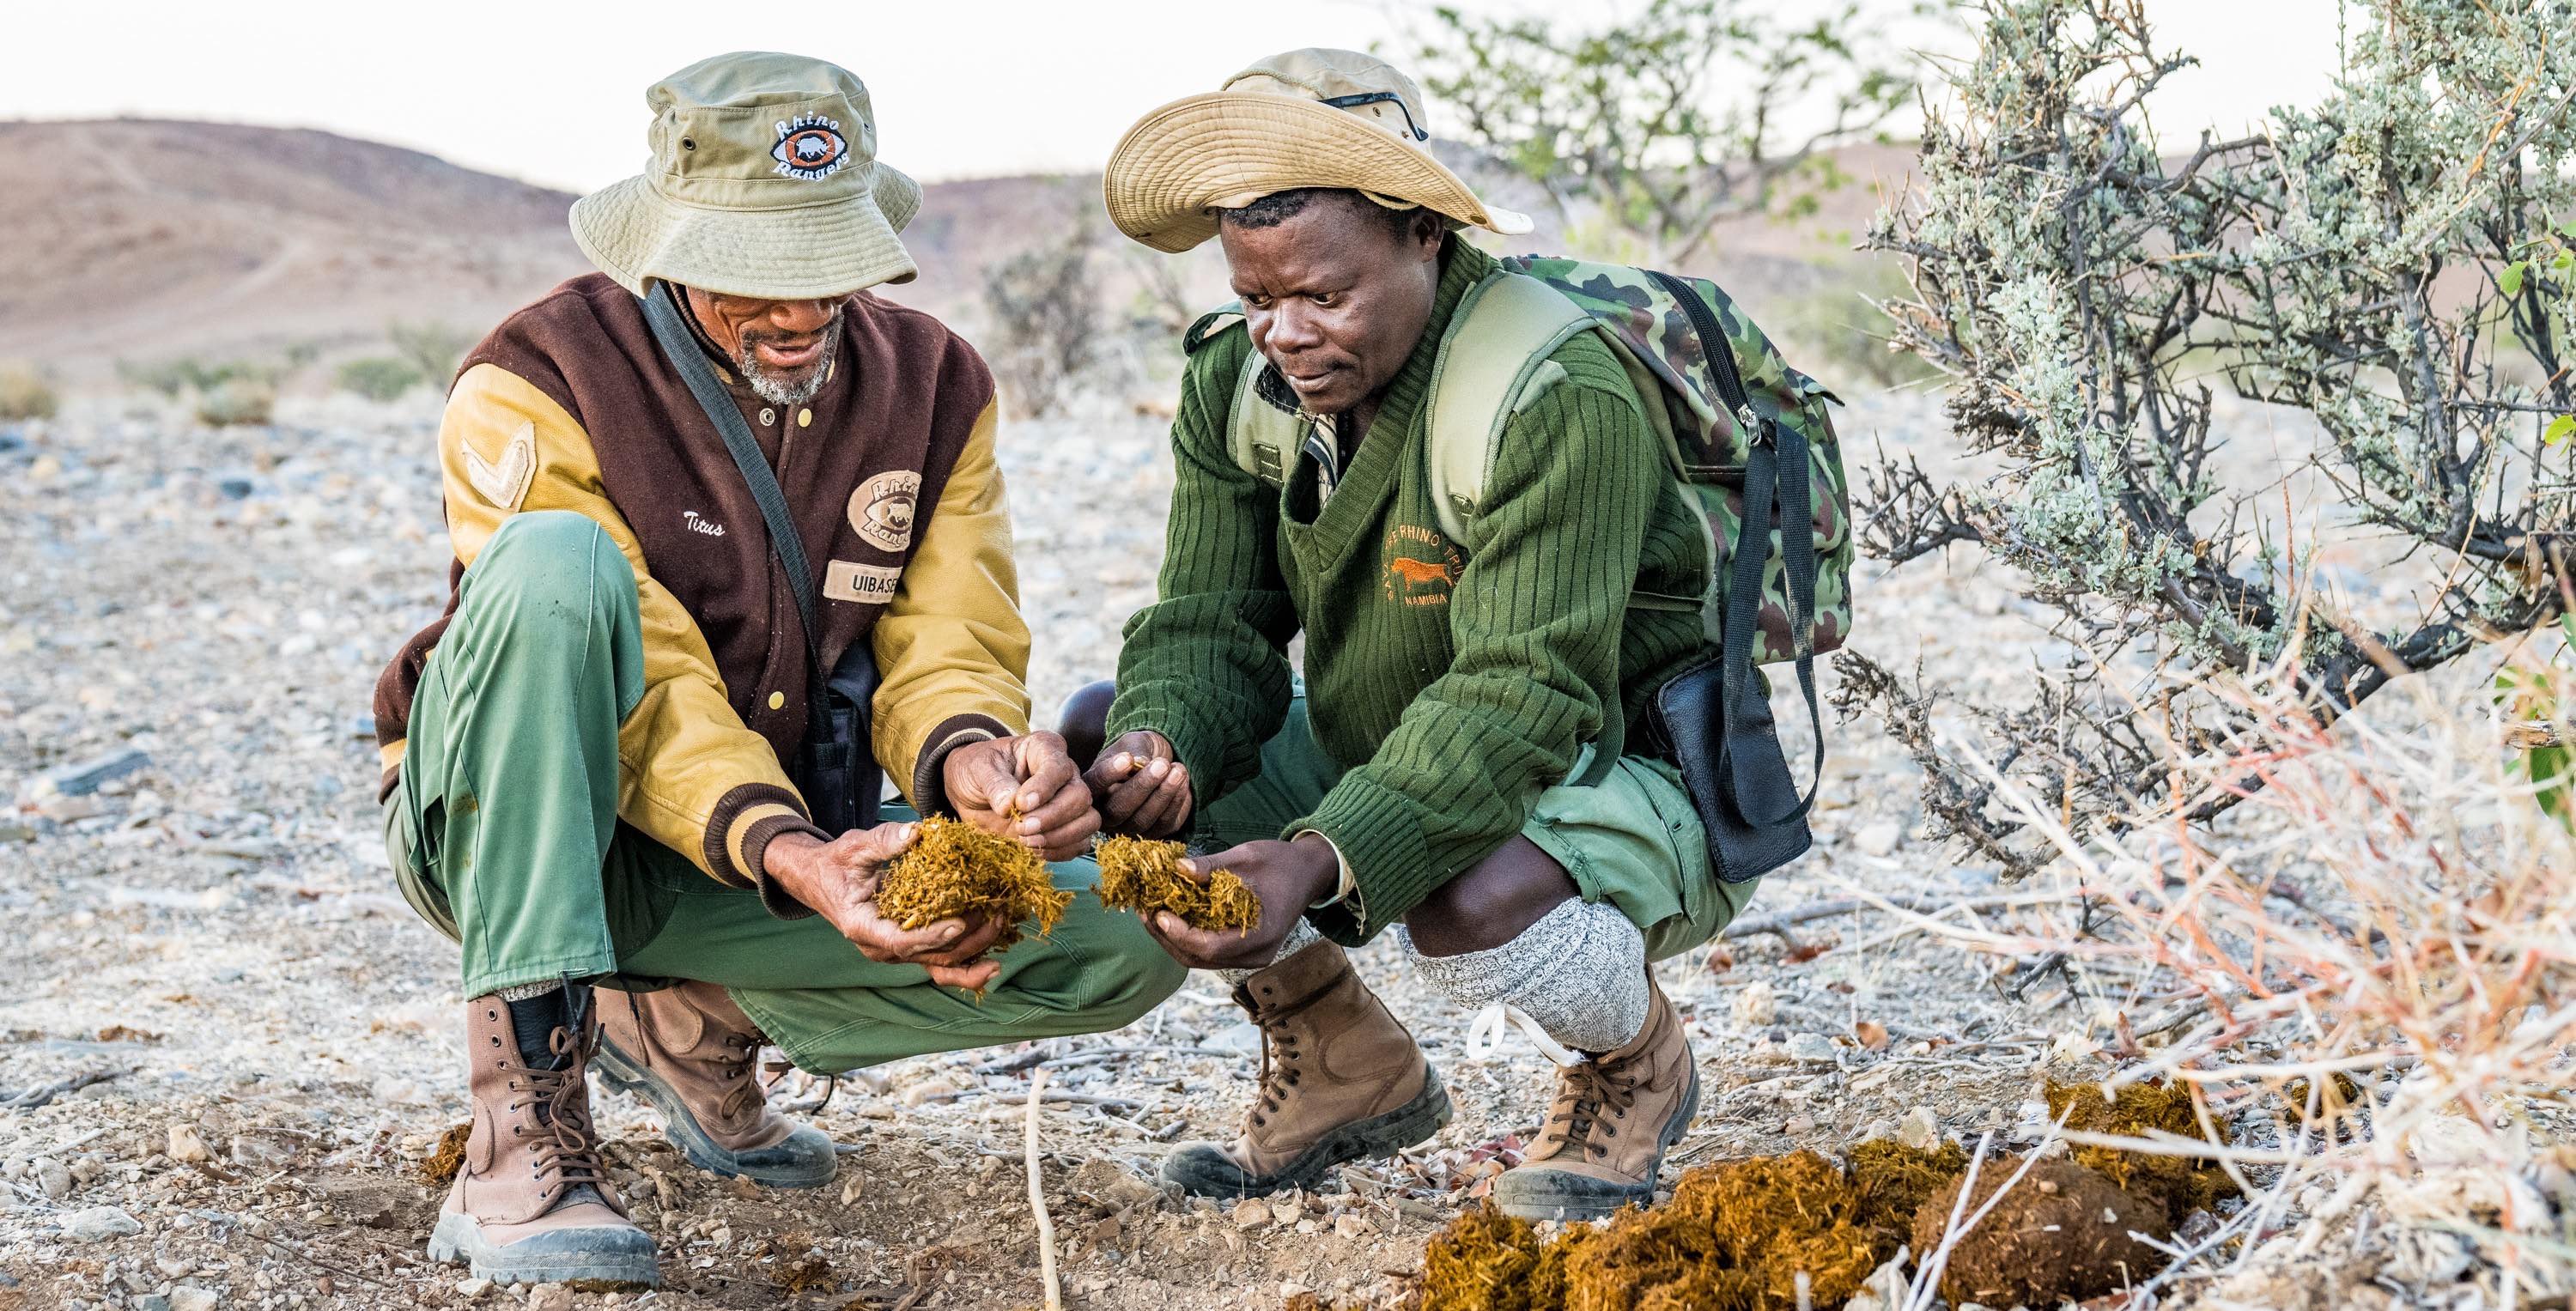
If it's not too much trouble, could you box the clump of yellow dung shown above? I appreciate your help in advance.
[1093,835,1261,932]
[1846,1137,1970,1255]
[421,1121,472,1187]
[1420,1205,1588,1311]
[2043,1077,2239,1227]
[1420,1142,1969,1311]
[875,816,1071,951]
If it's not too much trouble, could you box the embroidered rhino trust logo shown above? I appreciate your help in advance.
[1382,524,1463,606]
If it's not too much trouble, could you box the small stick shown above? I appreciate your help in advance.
[1025,1069,1062,1311]
[1718,894,2057,942]
[0,1067,126,1110]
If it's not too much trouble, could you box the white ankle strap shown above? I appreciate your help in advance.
[1466,1003,1585,1067]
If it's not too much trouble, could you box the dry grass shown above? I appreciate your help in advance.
[1884,627,2576,1305]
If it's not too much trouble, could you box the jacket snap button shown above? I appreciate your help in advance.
[798,408,812,428]
[758,407,776,426]
[768,691,786,711]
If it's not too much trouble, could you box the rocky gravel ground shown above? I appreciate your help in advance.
[0,385,2536,1311]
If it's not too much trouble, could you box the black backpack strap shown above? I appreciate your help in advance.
[1645,270,1821,825]
[635,288,834,748]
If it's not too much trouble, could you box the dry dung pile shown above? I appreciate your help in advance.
[1913,1157,2167,1308]
[418,1120,471,1187]
[1419,1081,2240,1311]
[2044,1076,2239,1227]
[1093,835,1261,932]
[1421,1142,1966,1311]
[873,816,1072,951]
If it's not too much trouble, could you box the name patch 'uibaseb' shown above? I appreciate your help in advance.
[823,559,902,604]
[849,471,921,551]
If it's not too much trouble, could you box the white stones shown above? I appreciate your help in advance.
[1896,1105,1941,1150]
[59,1205,143,1241]
[526,1284,574,1311]
[169,1289,219,1311]
[167,1124,214,1163]
[1852,819,1905,857]
[454,1277,492,1299]
[35,1158,73,1199]
[1784,1032,1838,1065]
[1730,980,1779,1029]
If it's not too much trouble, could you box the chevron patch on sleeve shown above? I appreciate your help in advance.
[460,421,537,511]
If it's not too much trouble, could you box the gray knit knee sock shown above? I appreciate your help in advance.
[1407,898,1649,1054]
[1212,918,1324,986]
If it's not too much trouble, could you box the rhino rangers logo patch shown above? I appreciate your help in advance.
[848,471,921,551]
[771,115,849,180]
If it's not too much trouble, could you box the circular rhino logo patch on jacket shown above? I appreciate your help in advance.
[772,115,849,180]
[850,471,921,551]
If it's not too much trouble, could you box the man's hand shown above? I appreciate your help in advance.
[1139,835,1339,971]
[763,824,1005,991]
[1084,729,1194,838]
[943,731,1099,860]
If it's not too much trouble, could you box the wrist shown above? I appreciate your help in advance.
[762,830,823,885]
[1285,834,1341,906]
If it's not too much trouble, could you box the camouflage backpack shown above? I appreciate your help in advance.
[1205,256,1850,660]
[1196,257,1850,866]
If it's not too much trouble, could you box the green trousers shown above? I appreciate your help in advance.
[384,511,1185,1073]
[1200,698,1761,961]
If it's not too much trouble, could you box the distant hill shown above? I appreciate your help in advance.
[0,118,1914,379]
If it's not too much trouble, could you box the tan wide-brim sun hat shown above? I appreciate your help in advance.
[1104,48,1533,254]
[571,51,923,301]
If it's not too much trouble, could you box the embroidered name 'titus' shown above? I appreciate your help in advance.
[683,511,726,537]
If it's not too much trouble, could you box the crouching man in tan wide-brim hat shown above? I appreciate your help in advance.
[1072,49,1757,1223]
[377,52,1183,1288]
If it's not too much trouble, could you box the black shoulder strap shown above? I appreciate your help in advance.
[1644,270,1821,825]
[636,288,832,741]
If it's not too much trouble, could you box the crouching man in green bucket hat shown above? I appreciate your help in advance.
[373,52,1183,1288]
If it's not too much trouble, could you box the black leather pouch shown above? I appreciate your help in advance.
[1648,652,1813,883]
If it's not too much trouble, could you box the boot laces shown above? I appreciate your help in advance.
[507,1027,611,1206]
[1548,1047,1644,1161]
[1249,1020,1303,1130]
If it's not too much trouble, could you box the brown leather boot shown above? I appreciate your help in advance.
[1163,940,1452,1199]
[428,989,659,1286]
[593,981,836,1188]
[1492,971,1699,1221]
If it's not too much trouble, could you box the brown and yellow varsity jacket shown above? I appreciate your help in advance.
[374,273,1030,899]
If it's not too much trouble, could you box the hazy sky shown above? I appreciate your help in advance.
[1,0,2347,192]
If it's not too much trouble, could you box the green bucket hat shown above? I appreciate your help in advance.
[570,51,922,300]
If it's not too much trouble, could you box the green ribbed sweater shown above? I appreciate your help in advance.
[1109,239,1710,942]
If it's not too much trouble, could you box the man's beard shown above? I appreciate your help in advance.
[737,311,843,408]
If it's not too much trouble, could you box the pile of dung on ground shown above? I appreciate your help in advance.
[1419,1143,1968,1311]
[1912,1157,2167,1308]
[1845,1138,1970,1255]
[420,1121,472,1187]
[1420,1205,1588,1311]
[1092,835,1261,932]
[873,816,1072,951]
[2044,1077,2239,1227]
